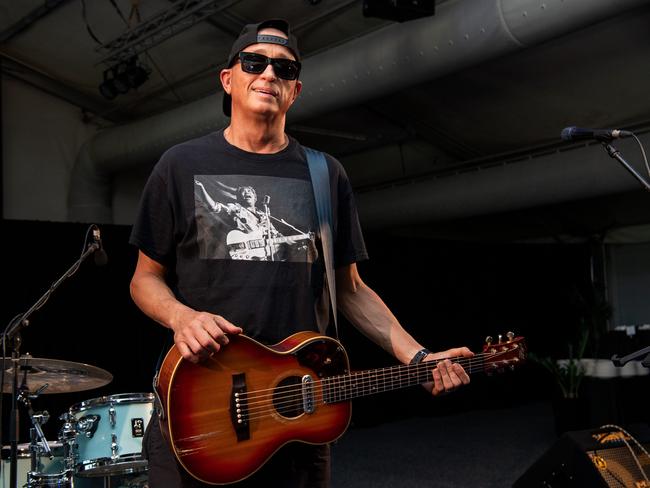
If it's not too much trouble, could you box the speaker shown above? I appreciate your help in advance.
[514,425,650,487]
[362,0,435,22]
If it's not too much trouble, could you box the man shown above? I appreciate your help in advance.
[129,19,473,488]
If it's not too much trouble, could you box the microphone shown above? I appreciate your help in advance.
[92,226,108,266]
[263,195,270,205]
[561,126,633,142]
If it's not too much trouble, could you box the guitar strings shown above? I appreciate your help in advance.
[239,348,514,402]
[235,348,520,422]
[239,349,512,414]
[238,350,511,402]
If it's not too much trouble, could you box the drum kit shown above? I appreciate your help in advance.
[1,355,153,488]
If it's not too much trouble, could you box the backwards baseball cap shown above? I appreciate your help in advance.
[222,19,301,117]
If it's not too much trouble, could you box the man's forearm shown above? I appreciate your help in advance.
[130,271,191,331]
[337,281,423,365]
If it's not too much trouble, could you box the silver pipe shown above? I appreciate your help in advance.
[68,0,649,222]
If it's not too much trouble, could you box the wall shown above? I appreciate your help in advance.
[1,76,96,221]
[607,241,650,328]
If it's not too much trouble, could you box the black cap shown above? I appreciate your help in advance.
[222,19,301,117]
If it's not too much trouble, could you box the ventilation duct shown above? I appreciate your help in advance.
[68,0,649,223]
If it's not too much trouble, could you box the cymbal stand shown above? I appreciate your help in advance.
[19,384,53,471]
[1,225,102,488]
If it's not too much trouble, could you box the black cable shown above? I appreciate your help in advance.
[108,0,131,26]
[80,0,104,46]
[631,134,650,179]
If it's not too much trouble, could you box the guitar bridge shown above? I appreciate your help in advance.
[302,375,315,414]
[230,373,250,441]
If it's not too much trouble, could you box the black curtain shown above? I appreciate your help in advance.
[0,219,592,443]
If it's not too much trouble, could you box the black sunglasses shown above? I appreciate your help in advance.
[237,52,301,80]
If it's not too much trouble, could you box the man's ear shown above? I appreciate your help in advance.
[291,80,302,104]
[220,68,232,94]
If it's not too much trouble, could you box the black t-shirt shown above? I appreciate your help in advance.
[129,130,367,344]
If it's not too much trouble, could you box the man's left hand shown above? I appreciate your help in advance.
[425,347,474,396]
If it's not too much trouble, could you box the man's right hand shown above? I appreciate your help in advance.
[171,308,243,363]
[130,250,243,363]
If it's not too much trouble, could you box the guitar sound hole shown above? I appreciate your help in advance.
[273,376,304,419]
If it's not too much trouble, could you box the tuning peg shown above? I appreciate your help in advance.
[507,331,515,342]
[485,336,493,346]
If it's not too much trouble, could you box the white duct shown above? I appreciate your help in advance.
[68,0,649,223]
[356,134,650,230]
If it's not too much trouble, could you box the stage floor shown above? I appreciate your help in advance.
[331,401,558,488]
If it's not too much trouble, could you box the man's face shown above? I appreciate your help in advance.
[240,187,256,206]
[221,28,302,119]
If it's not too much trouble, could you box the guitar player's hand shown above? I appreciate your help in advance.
[425,347,474,396]
[171,308,243,363]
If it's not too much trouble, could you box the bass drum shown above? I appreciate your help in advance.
[68,393,154,477]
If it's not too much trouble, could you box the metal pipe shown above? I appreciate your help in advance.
[67,0,649,223]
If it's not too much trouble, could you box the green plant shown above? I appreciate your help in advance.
[529,326,589,399]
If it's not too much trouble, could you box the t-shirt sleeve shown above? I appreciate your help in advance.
[129,157,176,266]
[330,156,369,268]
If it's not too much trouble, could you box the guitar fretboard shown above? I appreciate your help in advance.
[322,358,485,404]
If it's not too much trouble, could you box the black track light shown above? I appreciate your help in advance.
[98,56,151,100]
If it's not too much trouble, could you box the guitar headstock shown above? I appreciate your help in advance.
[481,332,527,374]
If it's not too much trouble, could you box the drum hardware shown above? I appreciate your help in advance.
[17,379,55,468]
[1,441,68,488]
[77,415,101,438]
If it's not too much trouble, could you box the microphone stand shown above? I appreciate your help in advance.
[1,236,100,488]
[262,196,274,261]
[601,142,650,192]
[612,346,650,369]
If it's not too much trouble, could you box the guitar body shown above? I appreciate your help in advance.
[226,229,311,260]
[156,331,351,485]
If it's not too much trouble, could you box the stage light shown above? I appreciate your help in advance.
[98,70,118,100]
[125,59,150,89]
[362,0,435,22]
[98,56,151,100]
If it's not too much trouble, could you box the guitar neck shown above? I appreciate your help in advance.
[268,233,310,245]
[322,356,485,404]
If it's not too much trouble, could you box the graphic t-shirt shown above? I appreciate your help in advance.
[129,130,368,344]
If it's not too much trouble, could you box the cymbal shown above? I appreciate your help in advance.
[1,357,112,394]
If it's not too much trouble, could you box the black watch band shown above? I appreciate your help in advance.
[410,348,431,365]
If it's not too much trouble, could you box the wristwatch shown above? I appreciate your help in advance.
[410,348,431,364]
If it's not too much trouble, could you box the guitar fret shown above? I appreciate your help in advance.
[320,345,519,403]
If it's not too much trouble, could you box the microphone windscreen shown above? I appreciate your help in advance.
[94,249,108,266]
[560,127,576,141]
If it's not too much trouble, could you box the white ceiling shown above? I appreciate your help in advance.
[2,0,650,240]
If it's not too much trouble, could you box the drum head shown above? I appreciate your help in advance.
[69,393,154,415]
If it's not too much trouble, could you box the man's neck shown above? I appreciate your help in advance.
[225,115,288,154]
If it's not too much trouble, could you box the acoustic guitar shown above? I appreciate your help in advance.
[156,331,526,485]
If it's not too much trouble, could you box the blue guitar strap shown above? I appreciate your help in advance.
[304,146,338,338]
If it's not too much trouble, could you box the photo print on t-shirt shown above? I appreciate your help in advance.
[194,175,318,262]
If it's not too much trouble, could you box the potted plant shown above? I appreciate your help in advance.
[529,326,590,434]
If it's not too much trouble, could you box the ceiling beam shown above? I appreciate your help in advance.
[0,0,72,43]
[0,53,128,124]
